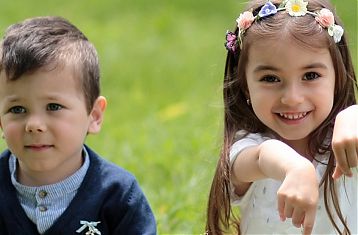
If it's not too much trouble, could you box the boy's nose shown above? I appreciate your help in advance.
[25,116,46,133]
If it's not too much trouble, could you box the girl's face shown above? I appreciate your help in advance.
[245,38,335,150]
[0,65,104,186]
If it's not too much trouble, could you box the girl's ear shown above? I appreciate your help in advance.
[244,90,250,101]
[88,96,107,134]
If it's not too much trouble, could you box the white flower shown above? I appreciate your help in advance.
[328,24,344,43]
[285,0,308,16]
[76,221,101,235]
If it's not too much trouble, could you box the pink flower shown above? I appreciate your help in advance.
[225,31,238,52]
[315,8,334,28]
[236,11,255,31]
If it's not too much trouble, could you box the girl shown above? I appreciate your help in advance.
[206,0,357,234]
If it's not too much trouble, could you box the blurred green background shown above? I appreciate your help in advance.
[0,0,356,234]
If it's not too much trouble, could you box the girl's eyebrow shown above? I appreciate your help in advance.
[303,63,328,70]
[253,63,328,73]
[253,65,280,73]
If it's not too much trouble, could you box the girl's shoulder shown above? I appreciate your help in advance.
[234,130,274,142]
[230,131,273,165]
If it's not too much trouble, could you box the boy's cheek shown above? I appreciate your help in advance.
[2,124,19,139]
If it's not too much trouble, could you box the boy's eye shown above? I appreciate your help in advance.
[9,106,26,114]
[47,103,63,111]
[260,75,280,83]
[304,72,320,81]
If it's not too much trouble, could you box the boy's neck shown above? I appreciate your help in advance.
[16,155,84,186]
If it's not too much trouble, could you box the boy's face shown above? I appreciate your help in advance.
[0,65,106,185]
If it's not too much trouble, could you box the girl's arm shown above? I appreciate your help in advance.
[332,104,358,179]
[231,139,318,235]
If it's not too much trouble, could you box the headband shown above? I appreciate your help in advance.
[225,0,344,53]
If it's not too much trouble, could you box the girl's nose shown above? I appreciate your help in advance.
[280,84,304,106]
[25,116,47,133]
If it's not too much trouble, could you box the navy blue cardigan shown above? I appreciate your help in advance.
[0,146,157,235]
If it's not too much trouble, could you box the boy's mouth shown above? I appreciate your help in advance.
[25,144,54,150]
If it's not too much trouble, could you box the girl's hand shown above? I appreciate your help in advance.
[277,160,319,235]
[332,105,358,179]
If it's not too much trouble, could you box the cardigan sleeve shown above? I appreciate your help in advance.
[111,180,157,235]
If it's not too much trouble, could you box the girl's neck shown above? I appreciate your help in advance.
[281,138,314,162]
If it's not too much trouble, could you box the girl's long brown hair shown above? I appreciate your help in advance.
[206,0,357,234]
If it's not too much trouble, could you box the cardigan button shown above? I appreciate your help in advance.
[38,190,48,198]
[38,206,48,212]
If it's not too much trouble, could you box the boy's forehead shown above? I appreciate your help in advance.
[33,62,82,85]
[0,65,86,102]
[0,62,81,87]
[0,70,10,86]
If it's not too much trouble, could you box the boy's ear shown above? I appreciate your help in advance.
[88,96,107,134]
[0,122,4,139]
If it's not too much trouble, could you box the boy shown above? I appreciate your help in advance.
[0,16,156,234]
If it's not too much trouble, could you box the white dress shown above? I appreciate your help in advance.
[230,132,358,234]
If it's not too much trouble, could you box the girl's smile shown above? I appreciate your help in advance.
[277,111,310,124]
[278,112,308,121]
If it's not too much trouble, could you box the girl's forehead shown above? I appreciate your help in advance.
[246,38,333,71]
[249,37,330,58]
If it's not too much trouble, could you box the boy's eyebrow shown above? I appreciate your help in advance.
[4,96,20,103]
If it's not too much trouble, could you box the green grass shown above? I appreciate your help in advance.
[0,0,356,234]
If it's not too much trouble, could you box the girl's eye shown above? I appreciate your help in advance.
[260,75,280,83]
[47,103,63,111]
[9,106,26,114]
[304,72,320,81]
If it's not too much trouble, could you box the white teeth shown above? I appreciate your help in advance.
[279,112,307,120]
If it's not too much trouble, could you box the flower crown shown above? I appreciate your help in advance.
[225,0,344,53]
